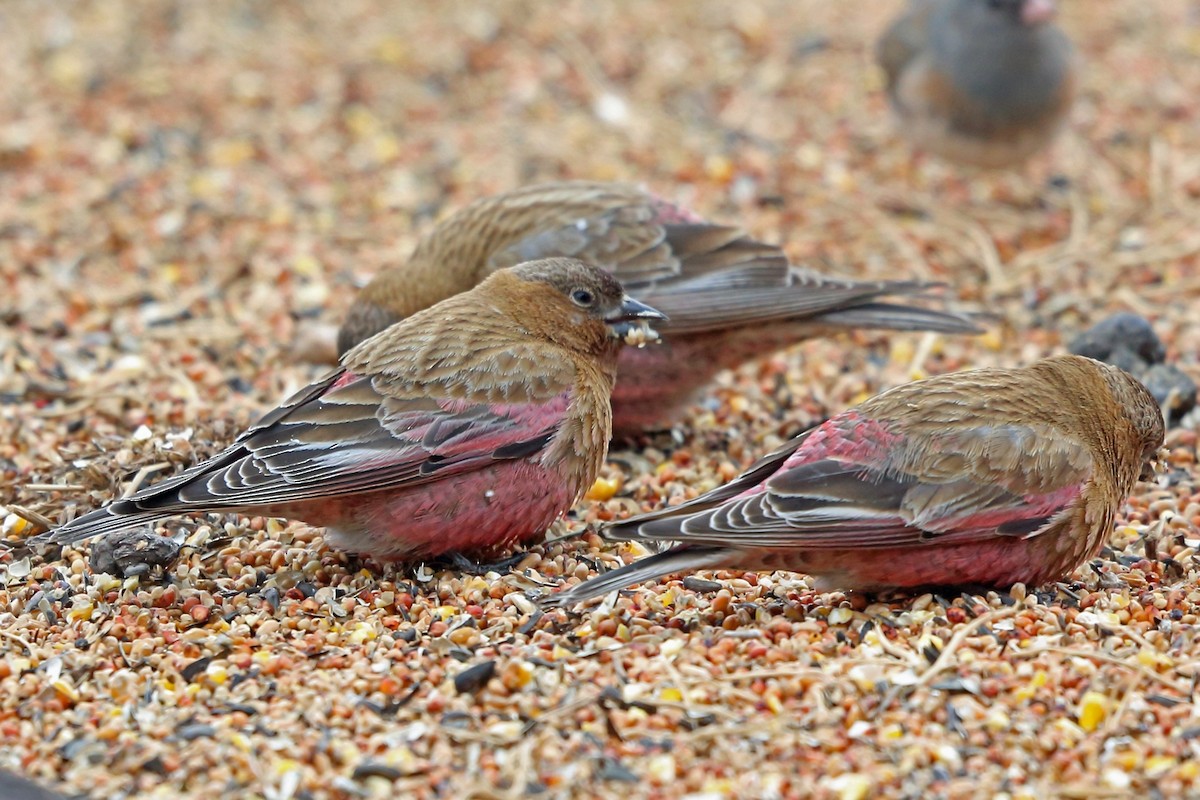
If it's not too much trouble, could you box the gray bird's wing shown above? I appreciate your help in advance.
[876,0,940,93]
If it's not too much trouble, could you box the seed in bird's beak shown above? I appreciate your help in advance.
[606,295,666,344]
[1144,446,1171,486]
[621,324,661,348]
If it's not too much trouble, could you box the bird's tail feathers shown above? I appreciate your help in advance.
[816,302,984,335]
[31,504,161,548]
[541,546,732,608]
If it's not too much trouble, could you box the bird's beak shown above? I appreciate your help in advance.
[605,296,667,344]
[609,296,666,324]
[1021,0,1057,26]
[1141,446,1170,484]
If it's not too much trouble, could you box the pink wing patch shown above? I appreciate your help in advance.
[330,370,361,391]
[417,395,572,457]
[660,411,1082,549]
[648,195,706,225]
[783,411,904,467]
[732,412,902,502]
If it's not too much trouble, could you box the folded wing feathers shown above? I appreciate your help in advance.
[609,440,1076,551]
[40,371,567,544]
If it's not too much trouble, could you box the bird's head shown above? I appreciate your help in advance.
[1031,355,1165,488]
[492,258,666,357]
[983,0,1058,27]
[1094,360,1168,480]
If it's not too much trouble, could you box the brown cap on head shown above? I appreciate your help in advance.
[492,258,665,354]
[1094,360,1166,460]
[508,257,625,303]
[1032,355,1166,485]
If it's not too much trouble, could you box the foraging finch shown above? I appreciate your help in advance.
[877,0,1076,168]
[335,181,980,436]
[545,355,1164,606]
[37,259,665,560]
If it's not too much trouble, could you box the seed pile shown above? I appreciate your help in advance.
[3,1,1200,798]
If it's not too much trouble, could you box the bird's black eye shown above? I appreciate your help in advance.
[571,288,595,306]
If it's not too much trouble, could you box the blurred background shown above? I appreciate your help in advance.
[4,1,1200,363]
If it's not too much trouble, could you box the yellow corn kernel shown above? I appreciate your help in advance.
[585,477,621,502]
[1078,691,1108,732]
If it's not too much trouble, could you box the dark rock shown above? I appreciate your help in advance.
[1069,312,1165,366]
[89,529,181,578]
[1140,363,1197,419]
[453,660,496,694]
[682,576,723,593]
[1098,344,1148,376]
[351,762,405,781]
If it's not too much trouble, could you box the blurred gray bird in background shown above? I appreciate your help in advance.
[877,0,1076,168]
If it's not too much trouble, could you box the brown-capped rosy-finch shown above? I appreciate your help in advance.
[877,0,1076,168]
[336,181,980,436]
[37,259,665,560]
[545,355,1164,606]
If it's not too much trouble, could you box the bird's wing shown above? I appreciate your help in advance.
[343,301,578,404]
[608,419,1093,550]
[98,370,570,513]
[481,182,789,292]
[484,183,684,284]
[890,421,1095,496]
[483,184,966,332]
[635,269,958,333]
[481,181,978,334]
[876,0,939,93]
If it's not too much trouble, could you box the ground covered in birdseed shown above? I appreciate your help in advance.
[3,1,1200,798]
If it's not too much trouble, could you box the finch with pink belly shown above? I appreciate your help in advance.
[36,259,664,560]
[545,355,1164,606]
[335,181,980,436]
